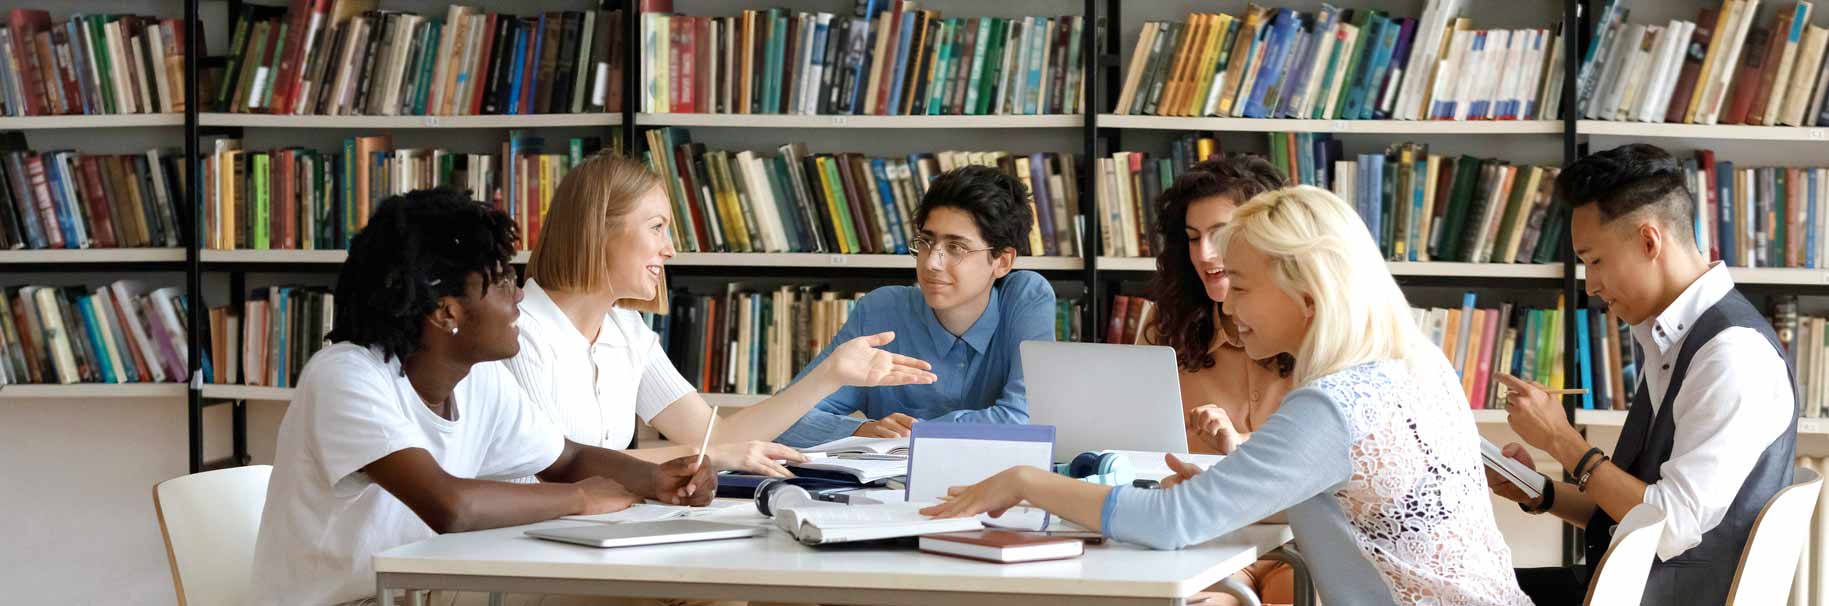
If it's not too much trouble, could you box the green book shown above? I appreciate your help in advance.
[818,157,860,253]
[1328,10,1380,119]
[1775,168,1787,266]
[252,153,270,249]
[926,19,954,115]
[260,22,289,110]
[1438,155,1483,262]
[976,19,1008,115]
[341,138,356,246]
[769,9,789,112]
[88,17,118,114]
[413,21,443,115]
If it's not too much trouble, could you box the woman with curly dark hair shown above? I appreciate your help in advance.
[249,188,715,606]
[1141,156,1299,606]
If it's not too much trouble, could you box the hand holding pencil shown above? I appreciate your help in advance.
[1496,373,1587,458]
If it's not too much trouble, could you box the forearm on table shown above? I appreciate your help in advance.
[1018,467,1114,531]
[540,442,652,486]
[429,478,597,533]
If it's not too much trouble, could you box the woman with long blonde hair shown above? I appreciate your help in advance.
[502,152,936,476]
[926,186,1533,606]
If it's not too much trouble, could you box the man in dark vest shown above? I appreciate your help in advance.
[1491,143,1798,605]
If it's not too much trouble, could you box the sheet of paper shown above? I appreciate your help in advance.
[1107,450,1226,480]
[560,503,691,524]
[979,506,1052,531]
[1480,438,1547,499]
[801,436,910,455]
[793,457,911,482]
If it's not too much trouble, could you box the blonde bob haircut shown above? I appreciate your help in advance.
[1215,185,1432,386]
[526,151,669,314]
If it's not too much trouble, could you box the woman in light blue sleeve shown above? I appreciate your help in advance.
[924,186,1533,606]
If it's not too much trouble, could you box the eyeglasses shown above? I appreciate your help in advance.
[909,237,995,267]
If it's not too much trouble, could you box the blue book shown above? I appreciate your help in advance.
[1411,154,1428,261]
[522,14,548,114]
[276,287,292,387]
[1296,133,1315,185]
[869,159,906,252]
[505,26,530,115]
[1809,170,1819,268]
[1375,18,1418,119]
[765,9,788,113]
[1027,153,1056,254]
[1576,308,1595,409]
[45,155,83,248]
[76,295,115,383]
[1455,292,1477,376]
[1344,14,1394,120]
[750,295,764,392]
[1365,153,1385,247]
[1280,6,1340,118]
[1356,17,1404,120]
[849,0,886,114]
[65,21,95,116]
[1718,161,1736,267]
[886,9,918,115]
[808,16,831,113]
[1244,10,1299,118]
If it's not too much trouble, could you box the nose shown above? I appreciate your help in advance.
[922,248,947,272]
[1196,233,1221,262]
[513,282,525,303]
[660,237,676,258]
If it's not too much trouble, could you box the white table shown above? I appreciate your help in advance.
[374,508,1293,606]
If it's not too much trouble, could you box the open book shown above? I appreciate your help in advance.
[1481,438,1549,500]
[775,502,982,545]
[800,436,911,457]
[789,456,910,483]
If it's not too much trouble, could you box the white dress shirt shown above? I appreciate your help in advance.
[1629,261,1794,561]
[501,279,695,453]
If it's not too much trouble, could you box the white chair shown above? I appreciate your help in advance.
[1583,503,1667,606]
[153,465,271,606]
[1727,467,1825,606]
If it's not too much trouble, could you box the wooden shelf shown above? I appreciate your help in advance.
[0,248,186,264]
[636,112,1083,129]
[1578,120,1829,142]
[1728,267,1829,286]
[199,112,622,129]
[1574,409,1629,427]
[1099,256,1564,279]
[0,383,185,399]
[201,384,294,402]
[1098,114,1562,134]
[1472,409,1510,425]
[201,249,353,264]
[0,113,183,129]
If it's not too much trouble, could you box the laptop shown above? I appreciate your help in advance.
[525,519,765,548]
[1022,341,1191,462]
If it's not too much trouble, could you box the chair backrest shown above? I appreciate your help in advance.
[1584,503,1667,606]
[153,465,272,606]
[1728,467,1824,606]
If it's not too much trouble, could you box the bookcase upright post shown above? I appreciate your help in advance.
[186,0,206,474]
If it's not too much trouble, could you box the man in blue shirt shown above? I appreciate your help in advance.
[775,165,1057,447]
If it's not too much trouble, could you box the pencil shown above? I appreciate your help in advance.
[695,407,719,469]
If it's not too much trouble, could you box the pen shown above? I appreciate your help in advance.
[695,407,719,470]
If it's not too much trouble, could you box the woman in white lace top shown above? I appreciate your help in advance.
[925,186,1533,606]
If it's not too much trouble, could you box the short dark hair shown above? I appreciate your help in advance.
[914,165,1034,255]
[1150,156,1291,373]
[1556,143,1694,242]
[327,187,519,364]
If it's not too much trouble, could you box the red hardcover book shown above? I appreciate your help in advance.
[1696,149,1719,262]
[74,156,117,248]
[8,10,52,115]
[919,531,1085,564]
[872,1,907,116]
[25,154,64,247]
[48,28,82,114]
[1747,6,1798,125]
[516,17,541,113]
[267,0,315,114]
[1722,27,1771,124]
[694,16,711,113]
[673,16,695,113]
[1104,295,1130,344]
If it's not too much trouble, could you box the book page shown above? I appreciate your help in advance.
[800,435,910,455]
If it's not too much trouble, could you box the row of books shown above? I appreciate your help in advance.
[0,11,188,116]
[646,284,1082,397]
[1302,136,1567,265]
[0,281,189,386]
[203,286,332,387]
[1411,295,1633,411]
[1683,153,1829,269]
[201,132,612,252]
[1578,0,1829,126]
[0,137,185,251]
[1103,295,1159,346]
[1775,299,1829,418]
[214,3,623,116]
[641,4,1087,117]
[643,127,1083,257]
[1113,1,1566,122]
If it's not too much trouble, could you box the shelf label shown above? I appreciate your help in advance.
[830,116,848,126]
[1802,419,1823,433]
[1810,128,1826,141]
[424,116,441,127]
[829,255,848,265]
[1331,120,1351,132]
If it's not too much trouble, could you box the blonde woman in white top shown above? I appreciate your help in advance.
[503,153,937,476]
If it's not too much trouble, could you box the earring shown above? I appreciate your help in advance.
[449,325,459,336]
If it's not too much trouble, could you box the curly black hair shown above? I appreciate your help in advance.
[1556,143,1694,243]
[326,187,519,364]
[1148,155,1294,376]
[914,165,1035,256]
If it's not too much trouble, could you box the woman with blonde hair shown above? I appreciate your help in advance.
[926,186,1533,606]
[503,152,936,476]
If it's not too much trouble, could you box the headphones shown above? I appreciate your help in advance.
[1054,451,1136,486]
[753,477,853,517]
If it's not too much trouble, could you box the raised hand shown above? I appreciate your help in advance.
[1187,404,1244,454]
[816,332,938,388]
[1157,453,1204,489]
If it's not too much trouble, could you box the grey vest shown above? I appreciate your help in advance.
[1582,289,1798,605]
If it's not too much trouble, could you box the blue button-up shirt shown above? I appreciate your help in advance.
[773,270,1056,448]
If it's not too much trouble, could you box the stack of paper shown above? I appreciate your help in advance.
[775,501,982,545]
[801,436,911,457]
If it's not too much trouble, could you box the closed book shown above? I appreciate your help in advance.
[919,531,1084,563]
[1667,8,1717,122]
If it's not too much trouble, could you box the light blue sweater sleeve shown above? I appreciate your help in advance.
[1102,387,1355,550]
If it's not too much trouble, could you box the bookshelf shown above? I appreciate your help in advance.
[637,113,1084,129]
[0,383,188,400]
[1100,115,1564,135]
[1100,256,1567,279]
[0,249,188,264]
[199,384,294,402]
[0,114,187,130]
[198,113,626,129]
[1577,120,1829,142]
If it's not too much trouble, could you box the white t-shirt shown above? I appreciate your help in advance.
[250,343,564,606]
[501,279,694,451]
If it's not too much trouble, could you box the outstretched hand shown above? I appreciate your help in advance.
[818,332,938,388]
